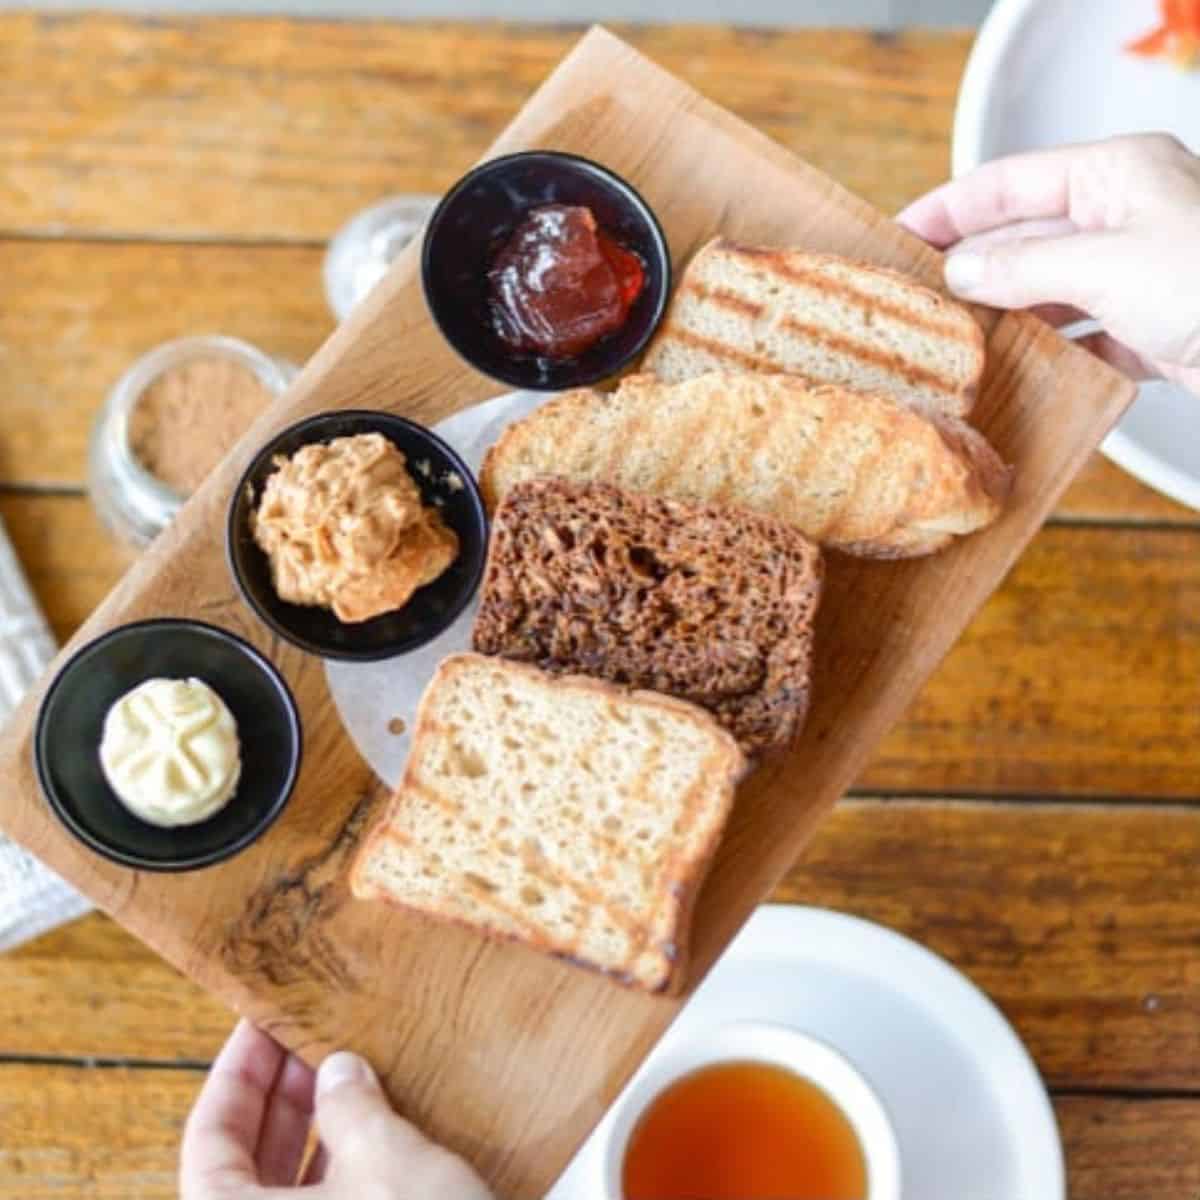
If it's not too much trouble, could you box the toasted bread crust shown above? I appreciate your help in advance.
[350,654,744,993]
[643,238,985,419]
[479,372,1010,558]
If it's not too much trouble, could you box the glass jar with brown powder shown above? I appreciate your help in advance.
[89,336,294,547]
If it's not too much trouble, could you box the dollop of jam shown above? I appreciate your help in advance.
[487,204,645,359]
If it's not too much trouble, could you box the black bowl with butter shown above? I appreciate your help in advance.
[227,410,488,662]
[34,619,302,872]
[422,150,672,391]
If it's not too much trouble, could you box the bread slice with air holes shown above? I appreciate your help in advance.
[643,238,985,420]
[479,371,1011,558]
[472,477,822,756]
[349,653,745,993]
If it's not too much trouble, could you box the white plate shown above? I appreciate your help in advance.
[547,905,1064,1200]
[324,389,552,785]
[953,0,1200,512]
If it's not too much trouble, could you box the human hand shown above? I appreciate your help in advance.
[180,1019,494,1200]
[897,133,1200,397]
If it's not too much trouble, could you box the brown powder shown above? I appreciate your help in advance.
[128,356,275,496]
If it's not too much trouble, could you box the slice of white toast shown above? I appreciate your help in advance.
[643,239,985,419]
[350,653,745,993]
[480,371,1011,559]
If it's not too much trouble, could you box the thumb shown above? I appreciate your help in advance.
[312,1051,427,1162]
[312,1052,494,1200]
[942,230,1121,313]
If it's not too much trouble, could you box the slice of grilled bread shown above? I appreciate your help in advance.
[480,372,1011,558]
[350,653,744,993]
[643,239,985,419]
[473,478,822,755]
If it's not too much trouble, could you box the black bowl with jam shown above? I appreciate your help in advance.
[422,151,672,391]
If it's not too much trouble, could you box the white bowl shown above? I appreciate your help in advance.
[952,0,1200,512]
[601,1021,901,1200]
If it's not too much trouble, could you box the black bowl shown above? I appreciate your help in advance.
[421,150,672,391]
[34,619,302,872]
[227,410,488,661]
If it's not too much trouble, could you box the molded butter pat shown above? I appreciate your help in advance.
[99,678,241,827]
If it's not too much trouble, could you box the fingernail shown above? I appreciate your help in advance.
[944,251,985,296]
[317,1051,376,1097]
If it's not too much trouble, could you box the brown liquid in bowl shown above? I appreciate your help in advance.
[622,1060,867,1200]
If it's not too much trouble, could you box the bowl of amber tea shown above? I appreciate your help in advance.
[604,1022,900,1200]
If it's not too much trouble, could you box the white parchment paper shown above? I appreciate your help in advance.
[325,390,549,790]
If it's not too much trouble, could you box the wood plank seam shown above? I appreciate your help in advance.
[1052,1085,1200,1101]
[844,789,1200,808]
[0,231,330,250]
[1046,515,1200,532]
[0,1054,210,1071]
[0,1056,1195,1103]
[0,484,84,499]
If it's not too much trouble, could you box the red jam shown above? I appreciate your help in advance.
[487,204,646,359]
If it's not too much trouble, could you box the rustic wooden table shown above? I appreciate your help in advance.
[0,14,1197,1199]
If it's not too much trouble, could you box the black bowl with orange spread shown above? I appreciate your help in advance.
[422,151,672,391]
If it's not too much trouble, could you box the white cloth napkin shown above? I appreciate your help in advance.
[0,517,90,950]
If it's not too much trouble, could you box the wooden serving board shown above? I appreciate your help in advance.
[0,27,1134,1196]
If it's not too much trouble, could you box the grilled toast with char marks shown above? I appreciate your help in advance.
[479,371,1010,558]
[349,653,745,993]
[643,239,985,420]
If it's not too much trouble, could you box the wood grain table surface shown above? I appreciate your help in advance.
[0,14,1196,1199]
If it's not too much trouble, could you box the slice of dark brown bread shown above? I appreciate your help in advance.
[472,478,823,756]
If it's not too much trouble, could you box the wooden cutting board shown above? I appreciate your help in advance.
[0,26,1134,1196]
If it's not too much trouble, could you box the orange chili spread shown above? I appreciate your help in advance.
[487,204,645,358]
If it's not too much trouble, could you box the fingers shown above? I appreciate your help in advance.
[313,1051,426,1160]
[183,1031,497,1200]
[300,1140,329,1186]
[254,1051,317,1187]
[949,217,1081,249]
[314,1052,494,1200]
[180,1019,283,1198]
[933,225,1165,384]
[1073,331,1159,382]
[896,145,1080,247]
[942,230,1119,312]
[954,221,1089,327]
[1160,362,1200,398]
[1029,303,1091,330]
[896,133,1193,247]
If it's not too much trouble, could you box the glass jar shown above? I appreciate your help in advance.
[88,335,295,548]
[323,194,440,322]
